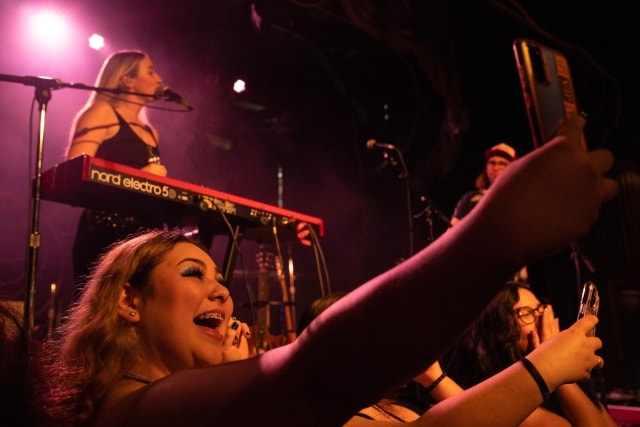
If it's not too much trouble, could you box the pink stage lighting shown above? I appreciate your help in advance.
[28,9,70,48]
[233,79,246,94]
[88,33,105,50]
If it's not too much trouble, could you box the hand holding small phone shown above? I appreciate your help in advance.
[577,282,600,337]
[513,38,587,150]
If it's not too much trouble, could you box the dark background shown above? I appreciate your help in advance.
[0,0,637,397]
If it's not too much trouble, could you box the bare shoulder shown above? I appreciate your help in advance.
[75,101,117,127]
[68,101,119,157]
[90,381,146,427]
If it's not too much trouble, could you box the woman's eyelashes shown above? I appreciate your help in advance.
[181,265,205,280]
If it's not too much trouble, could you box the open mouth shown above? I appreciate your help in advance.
[193,312,224,329]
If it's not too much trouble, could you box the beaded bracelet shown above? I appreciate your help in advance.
[520,357,551,401]
[424,371,447,394]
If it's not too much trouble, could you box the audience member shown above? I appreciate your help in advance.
[298,293,458,422]
[443,281,617,426]
[276,282,608,427]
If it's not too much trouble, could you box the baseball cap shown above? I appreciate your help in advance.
[485,143,516,162]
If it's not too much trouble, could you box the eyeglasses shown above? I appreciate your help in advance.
[487,159,510,168]
[514,304,546,325]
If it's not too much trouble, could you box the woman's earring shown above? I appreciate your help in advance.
[129,310,137,316]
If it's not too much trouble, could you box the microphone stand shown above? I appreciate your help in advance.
[414,195,451,243]
[0,73,158,339]
[383,148,414,258]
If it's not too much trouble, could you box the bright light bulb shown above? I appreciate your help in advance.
[88,33,105,50]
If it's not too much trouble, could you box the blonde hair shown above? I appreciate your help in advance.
[89,50,147,106]
[66,50,151,155]
[44,229,201,425]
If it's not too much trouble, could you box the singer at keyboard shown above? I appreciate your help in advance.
[65,49,201,296]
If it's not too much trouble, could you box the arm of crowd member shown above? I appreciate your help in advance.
[523,305,617,426]
[109,115,618,426]
[551,383,618,427]
[342,317,604,427]
[413,360,464,402]
[414,316,604,427]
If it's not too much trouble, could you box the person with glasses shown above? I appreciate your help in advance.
[450,142,517,227]
[449,142,531,282]
[443,282,617,426]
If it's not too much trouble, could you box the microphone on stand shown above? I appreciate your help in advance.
[366,138,414,257]
[154,84,192,110]
[366,139,397,151]
[366,139,406,178]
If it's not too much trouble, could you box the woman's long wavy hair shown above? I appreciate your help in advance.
[42,229,200,426]
[447,281,604,412]
[466,282,526,378]
[445,282,527,388]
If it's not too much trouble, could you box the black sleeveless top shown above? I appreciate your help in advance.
[94,108,160,167]
[72,108,166,289]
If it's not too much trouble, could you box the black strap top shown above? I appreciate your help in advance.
[94,108,160,168]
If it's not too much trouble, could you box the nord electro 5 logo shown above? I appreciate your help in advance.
[89,165,187,202]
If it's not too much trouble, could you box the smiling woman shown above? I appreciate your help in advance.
[43,229,253,425]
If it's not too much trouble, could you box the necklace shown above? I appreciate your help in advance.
[124,371,152,384]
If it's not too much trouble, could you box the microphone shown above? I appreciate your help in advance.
[154,84,191,109]
[366,139,397,151]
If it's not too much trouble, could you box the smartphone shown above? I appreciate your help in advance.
[513,38,586,149]
[577,282,600,336]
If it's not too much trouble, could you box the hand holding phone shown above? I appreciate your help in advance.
[513,38,587,149]
[577,282,599,336]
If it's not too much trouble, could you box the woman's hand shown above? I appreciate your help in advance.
[527,315,603,389]
[537,304,560,343]
[469,114,618,267]
[142,162,168,177]
[221,320,255,362]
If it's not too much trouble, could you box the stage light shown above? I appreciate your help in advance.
[233,79,246,94]
[28,9,70,47]
[88,33,105,50]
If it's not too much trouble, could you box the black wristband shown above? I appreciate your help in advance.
[424,371,447,394]
[520,357,551,401]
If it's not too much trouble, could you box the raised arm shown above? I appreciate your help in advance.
[522,304,617,426]
[416,316,604,427]
[413,360,464,403]
[118,115,617,426]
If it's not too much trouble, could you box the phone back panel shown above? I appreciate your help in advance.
[513,39,584,149]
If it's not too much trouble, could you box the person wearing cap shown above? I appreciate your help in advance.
[450,142,517,226]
